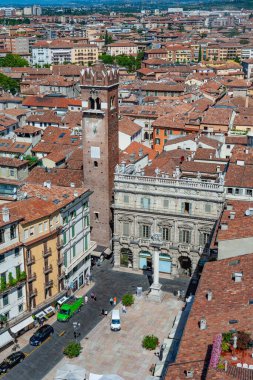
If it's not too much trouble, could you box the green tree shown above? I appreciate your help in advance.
[233,56,241,64]
[0,276,6,291]
[63,342,82,358]
[0,73,19,94]
[239,39,249,45]
[99,53,114,64]
[0,53,29,67]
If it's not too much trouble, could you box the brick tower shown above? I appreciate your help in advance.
[80,62,119,248]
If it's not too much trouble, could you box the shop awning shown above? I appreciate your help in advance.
[10,316,34,334]
[0,331,13,349]
[34,311,46,320]
[57,296,68,306]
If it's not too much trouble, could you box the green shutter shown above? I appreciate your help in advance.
[64,253,67,267]
[63,232,67,245]
[73,244,76,257]
[84,235,88,250]
[72,225,75,237]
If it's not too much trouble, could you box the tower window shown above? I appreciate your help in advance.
[89,97,95,109]
[94,212,99,220]
[96,97,101,110]
[94,161,98,167]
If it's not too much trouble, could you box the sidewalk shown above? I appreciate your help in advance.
[0,282,95,363]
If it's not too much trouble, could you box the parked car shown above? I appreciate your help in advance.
[0,351,25,373]
[29,324,54,346]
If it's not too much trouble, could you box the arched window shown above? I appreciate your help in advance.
[144,132,149,140]
[96,97,101,110]
[89,97,95,109]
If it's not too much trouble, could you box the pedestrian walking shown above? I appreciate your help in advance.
[113,296,117,306]
[84,295,88,304]
[109,297,113,306]
[91,292,94,300]
[122,305,126,313]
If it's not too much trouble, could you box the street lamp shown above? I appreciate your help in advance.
[148,232,164,302]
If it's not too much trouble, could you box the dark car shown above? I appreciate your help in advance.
[0,351,25,374]
[29,324,54,346]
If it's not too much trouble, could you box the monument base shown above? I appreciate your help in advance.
[148,283,164,302]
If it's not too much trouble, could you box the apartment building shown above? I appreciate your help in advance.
[106,41,139,56]
[32,40,99,66]
[0,207,26,322]
[71,44,99,65]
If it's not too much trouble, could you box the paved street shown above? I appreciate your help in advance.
[2,260,189,380]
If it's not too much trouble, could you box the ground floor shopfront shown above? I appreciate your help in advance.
[113,240,200,277]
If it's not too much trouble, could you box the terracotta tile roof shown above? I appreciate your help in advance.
[22,96,81,109]
[165,253,253,380]
[225,136,247,145]
[119,141,157,164]
[217,200,253,241]
[225,163,253,188]
[119,117,141,136]
[181,160,226,175]
[0,139,31,154]
[15,125,42,134]
[230,146,253,165]
[26,110,62,124]
[0,157,28,168]
[26,167,84,188]
[201,108,233,126]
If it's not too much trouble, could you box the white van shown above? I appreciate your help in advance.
[111,310,121,331]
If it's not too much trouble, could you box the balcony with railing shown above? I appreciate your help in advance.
[57,256,64,266]
[43,264,53,274]
[58,271,65,280]
[29,288,37,298]
[42,247,52,258]
[56,239,64,249]
[27,255,35,265]
[44,280,53,289]
[27,273,37,282]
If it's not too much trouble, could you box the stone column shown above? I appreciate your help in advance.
[113,241,121,268]
[148,233,164,302]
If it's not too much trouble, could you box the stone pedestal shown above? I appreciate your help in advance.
[148,238,164,302]
[148,282,164,302]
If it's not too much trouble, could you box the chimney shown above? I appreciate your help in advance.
[245,96,249,108]
[245,148,249,154]
[70,182,75,188]
[47,180,51,189]
[206,289,212,301]
[226,204,233,211]
[139,148,143,157]
[148,159,152,166]
[209,153,213,159]
[216,165,220,173]
[230,211,236,220]
[2,207,9,223]
[199,317,207,330]
[74,191,78,197]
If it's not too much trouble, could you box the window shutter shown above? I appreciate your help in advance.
[72,225,75,238]
[181,203,185,213]
[188,231,192,244]
[123,222,129,236]
[179,229,183,243]
[199,233,204,246]
[164,199,169,208]
[139,224,142,238]
[141,198,144,208]
[63,232,67,245]
[147,226,151,238]
[189,204,192,215]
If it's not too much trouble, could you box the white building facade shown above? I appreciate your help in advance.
[113,172,225,276]
[61,191,96,292]
[0,210,26,322]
